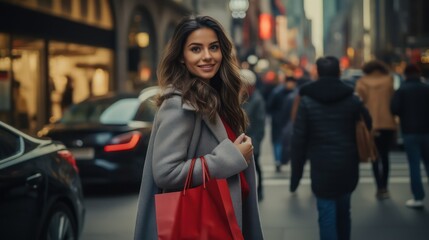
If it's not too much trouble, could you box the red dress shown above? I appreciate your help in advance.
[220,118,250,200]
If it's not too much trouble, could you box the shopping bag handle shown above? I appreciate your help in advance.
[183,156,211,194]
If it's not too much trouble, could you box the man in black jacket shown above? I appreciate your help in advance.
[290,56,370,240]
[391,64,429,209]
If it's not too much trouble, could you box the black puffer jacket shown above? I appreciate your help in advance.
[290,77,370,199]
[390,78,429,134]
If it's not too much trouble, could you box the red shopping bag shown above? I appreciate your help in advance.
[155,156,244,240]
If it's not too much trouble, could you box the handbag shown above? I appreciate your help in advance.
[154,156,244,240]
[356,114,378,163]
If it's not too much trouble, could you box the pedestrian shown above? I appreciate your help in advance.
[241,68,266,201]
[266,76,296,172]
[290,56,371,240]
[280,76,311,165]
[61,75,74,113]
[355,60,397,199]
[133,15,264,240]
[12,80,29,129]
[391,64,429,208]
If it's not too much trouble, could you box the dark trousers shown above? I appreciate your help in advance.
[372,130,395,190]
[254,153,263,199]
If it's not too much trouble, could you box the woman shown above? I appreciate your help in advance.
[134,15,264,240]
[355,60,397,200]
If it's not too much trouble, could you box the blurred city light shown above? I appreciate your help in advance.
[259,13,273,40]
[229,0,249,19]
[136,32,149,48]
[247,55,258,65]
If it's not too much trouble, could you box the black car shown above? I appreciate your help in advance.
[38,86,159,185]
[0,121,85,240]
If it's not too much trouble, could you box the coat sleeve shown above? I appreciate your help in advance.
[152,98,247,190]
[354,79,367,104]
[290,97,308,192]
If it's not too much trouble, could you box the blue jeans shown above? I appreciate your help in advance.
[273,141,282,165]
[316,194,351,240]
[402,134,429,200]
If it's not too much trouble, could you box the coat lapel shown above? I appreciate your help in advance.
[202,114,227,143]
[162,86,227,143]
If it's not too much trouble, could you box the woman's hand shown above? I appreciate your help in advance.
[234,134,253,164]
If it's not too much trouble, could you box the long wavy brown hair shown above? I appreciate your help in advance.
[156,15,248,134]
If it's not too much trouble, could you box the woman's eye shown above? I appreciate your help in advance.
[191,47,200,53]
[210,45,219,51]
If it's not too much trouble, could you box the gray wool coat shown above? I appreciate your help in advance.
[134,89,264,240]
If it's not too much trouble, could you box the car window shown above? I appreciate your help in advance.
[100,99,140,124]
[61,98,140,124]
[134,96,157,122]
[0,127,21,160]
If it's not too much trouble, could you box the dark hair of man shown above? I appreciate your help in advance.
[361,60,390,75]
[156,15,247,133]
[316,56,340,78]
[404,64,421,79]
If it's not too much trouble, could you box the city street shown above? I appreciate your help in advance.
[80,123,429,240]
[2,1,428,240]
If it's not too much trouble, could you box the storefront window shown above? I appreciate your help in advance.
[127,9,157,92]
[80,0,88,18]
[61,0,72,14]
[48,41,112,122]
[11,37,45,133]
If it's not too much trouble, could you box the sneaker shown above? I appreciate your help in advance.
[376,189,390,200]
[405,199,424,208]
[275,163,281,173]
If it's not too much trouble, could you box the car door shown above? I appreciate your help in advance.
[0,126,44,239]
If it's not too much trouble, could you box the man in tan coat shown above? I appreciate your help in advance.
[355,60,397,199]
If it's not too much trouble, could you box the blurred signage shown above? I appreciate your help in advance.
[259,14,273,40]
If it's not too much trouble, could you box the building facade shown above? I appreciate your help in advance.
[0,0,193,133]
[323,0,429,77]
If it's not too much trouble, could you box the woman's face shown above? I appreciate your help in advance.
[182,27,222,81]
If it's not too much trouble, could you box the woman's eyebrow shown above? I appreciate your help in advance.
[187,41,219,47]
[187,43,202,47]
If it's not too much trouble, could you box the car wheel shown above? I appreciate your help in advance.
[41,202,77,240]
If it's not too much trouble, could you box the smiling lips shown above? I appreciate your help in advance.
[199,64,216,72]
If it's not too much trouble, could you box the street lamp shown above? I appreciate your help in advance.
[229,0,249,19]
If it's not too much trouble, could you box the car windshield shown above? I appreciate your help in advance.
[60,98,140,124]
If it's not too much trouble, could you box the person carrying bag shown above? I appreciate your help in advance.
[356,114,378,163]
[133,15,264,240]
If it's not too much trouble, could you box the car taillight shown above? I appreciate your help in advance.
[104,131,142,152]
[58,150,79,173]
